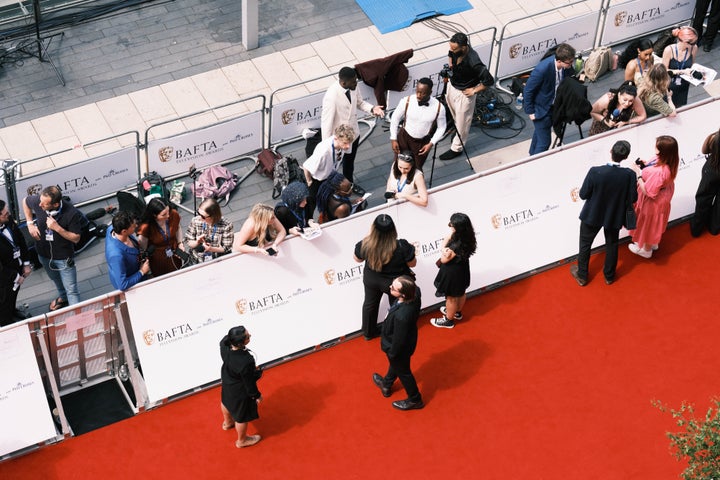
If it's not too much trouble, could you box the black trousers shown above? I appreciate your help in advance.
[0,285,20,327]
[342,138,360,183]
[361,269,394,338]
[577,221,619,281]
[690,162,720,236]
[693,0,720,43]
[382,353,421,402]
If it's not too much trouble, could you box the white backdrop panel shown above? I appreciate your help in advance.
[146,111,263,177]
[125,99,717,403]
[0,324,57,456]
[601,0,694,45]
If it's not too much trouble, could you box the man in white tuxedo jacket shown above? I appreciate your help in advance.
[321,66,385,195]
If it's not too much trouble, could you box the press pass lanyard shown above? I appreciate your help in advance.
[283,202,306,227]
[396,177,408,192]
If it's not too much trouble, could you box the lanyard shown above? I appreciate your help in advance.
[396,177,408,192]
[202,223,218,244]
[158,220,171,246]
[283,202,306,226]
[332,143,343,170]
[674,45,689,70]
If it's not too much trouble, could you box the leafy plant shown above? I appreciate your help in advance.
[654,398,720,479]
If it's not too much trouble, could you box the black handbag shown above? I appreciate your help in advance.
[625,206,637,230]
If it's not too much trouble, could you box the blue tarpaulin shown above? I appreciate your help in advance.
[356,0,473,34]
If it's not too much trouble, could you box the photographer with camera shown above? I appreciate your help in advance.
[438,32,494,161]
[105,211,150,291]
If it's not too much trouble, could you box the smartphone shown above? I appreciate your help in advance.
[384,191,395,199]
[266,247,277,256]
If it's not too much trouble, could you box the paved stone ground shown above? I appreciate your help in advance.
[0,0,370,128]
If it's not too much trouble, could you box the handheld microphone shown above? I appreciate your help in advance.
[610,109,621,122]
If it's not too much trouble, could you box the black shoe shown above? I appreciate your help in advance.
[704,43,712,52]
[14,308,29,319]
[569,265,587,287]
[605,277,615,285]
[372,373,391,397]
[351,183,366,196]
[439,149,462,160]
[392,398,424,410]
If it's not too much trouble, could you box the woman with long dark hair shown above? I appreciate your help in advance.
[353,214,416,339]
[690,128,720,236]
[619,37,654,84]
[220,325,263,448]
[628,135,680,258]
[385,151,428,207]
[431,213,477,329]
[589,80,647,136]
[137,198,184,276]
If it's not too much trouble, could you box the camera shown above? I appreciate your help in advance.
[634,158,646,169]
[692,70,704,80]
[439,63,453,79]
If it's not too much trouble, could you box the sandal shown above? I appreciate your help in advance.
[49,297,68,311]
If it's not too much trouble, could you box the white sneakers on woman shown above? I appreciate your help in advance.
[628,242,652,258]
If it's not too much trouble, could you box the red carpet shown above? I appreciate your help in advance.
[2,223,716,479]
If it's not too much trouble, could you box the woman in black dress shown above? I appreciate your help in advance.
[354,214,416,340]
[220,326,263,448]
[431,213,477,329]
[691,128,720,236]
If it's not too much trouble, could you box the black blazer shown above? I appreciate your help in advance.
[579,164,638,229]
[381,293,421,359]
[0,219,29,288]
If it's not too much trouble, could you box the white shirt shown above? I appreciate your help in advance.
[302,136,344,181]
[389,95,446,146]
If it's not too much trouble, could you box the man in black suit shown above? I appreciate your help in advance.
[571,140,638,286]
[0,200,32,324]
[372,275,424,410]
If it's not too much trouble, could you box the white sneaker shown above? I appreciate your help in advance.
[628,242,652,258]
[651,244,659,251]
[440,306,463,320]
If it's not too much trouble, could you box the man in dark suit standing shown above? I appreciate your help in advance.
[0,199,32,324]
[372,275,424,410]
[571,140,638,286]
[523,43,576,155]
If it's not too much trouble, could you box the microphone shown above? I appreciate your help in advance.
[610,109,621,122]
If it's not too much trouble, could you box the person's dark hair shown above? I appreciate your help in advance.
[339,66,357,81]
[554,43,576,63]
[395,275,416,302]
[392,151,417,183]
[450,32,469,47]
[608,80,637,113]
[610,140,631,162]
[656,135,680,180]
[140,198,169,231]
[41,185,62,204]
[223,326,249,348]
[317,171,347,216]
[361,214,398,271]
[0,199,5,212]
[112,210,136,233]
[448,212,477,259]
[710,128,720,172]
[198,198,222,224]
[618,38,654,68]
[418,77,433,90]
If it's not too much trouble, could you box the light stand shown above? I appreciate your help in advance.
[13,0,66,86]
[188,164,200,215]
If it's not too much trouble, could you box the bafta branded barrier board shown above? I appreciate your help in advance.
[123,98,715,404]
[601,0,694,45]
[0,323,59,457]
[496,8,599,80]
[145,96,265,178]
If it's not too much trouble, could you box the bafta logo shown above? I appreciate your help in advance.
[570,187,580,202]
[491,213,502,229]
[235,299,248,315]
[142,330,155,346]
[509,43,522,59]
[158,146,174,163]
[323,269,335,285]
[281,109,296,125]
[614,11,627,27]
[26,184,43,196]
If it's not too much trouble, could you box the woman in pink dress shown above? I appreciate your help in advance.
[628,135,679,258]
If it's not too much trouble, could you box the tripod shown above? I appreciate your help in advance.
[427,79,473,188]
[12,0,66,86]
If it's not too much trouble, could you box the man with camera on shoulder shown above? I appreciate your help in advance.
[105,211,151,291]
[439,32,494,161]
